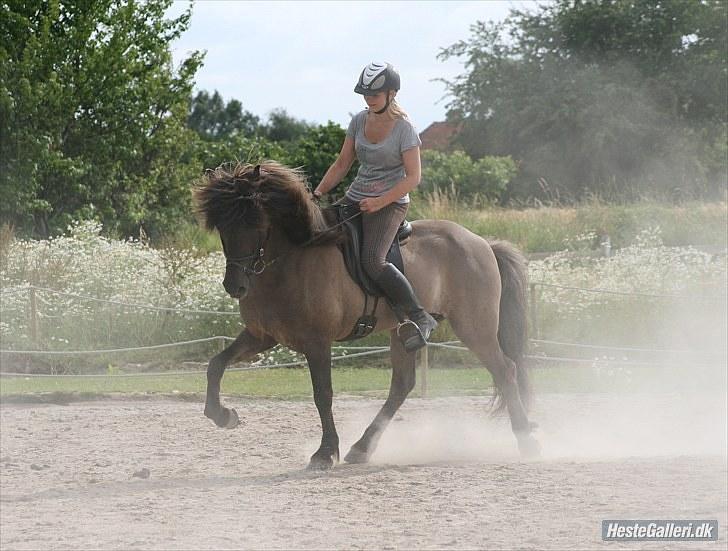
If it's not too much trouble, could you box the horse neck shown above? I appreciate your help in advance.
[255,225,304,287]
[242,225,306,307]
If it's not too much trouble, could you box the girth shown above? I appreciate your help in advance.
[330,202,412,341]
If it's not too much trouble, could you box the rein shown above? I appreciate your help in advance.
[225,207,362,277]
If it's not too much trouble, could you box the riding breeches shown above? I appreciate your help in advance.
[345,198,408,280]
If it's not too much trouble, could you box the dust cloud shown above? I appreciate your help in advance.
[344,298,727,465]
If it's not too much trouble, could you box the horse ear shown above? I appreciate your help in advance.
[252,164,261,181]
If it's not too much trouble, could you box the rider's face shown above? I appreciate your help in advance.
[363,91,388,111]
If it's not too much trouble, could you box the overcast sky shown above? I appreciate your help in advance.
[166,1,535,132]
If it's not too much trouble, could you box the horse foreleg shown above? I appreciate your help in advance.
[345,330,416,464]
[204,329,276,429]
[305,345,340,470]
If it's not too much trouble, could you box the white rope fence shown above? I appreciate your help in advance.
[531,338,724,356]
[532,281,726,301]
[0,336,232,356]
[0,285,240,316]
[425,342,723,369]
[1,337,724,378]
[0,346,392,377]
[0,283,725,380]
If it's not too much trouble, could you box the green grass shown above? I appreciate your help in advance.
[0,367,479,400]
[2,363,723,402]
[408,199,727,252]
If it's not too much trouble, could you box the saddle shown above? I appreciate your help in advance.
[329,202,412,341]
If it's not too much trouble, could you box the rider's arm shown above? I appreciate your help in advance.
[314,136,356,197]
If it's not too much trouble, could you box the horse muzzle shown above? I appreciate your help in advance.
[223,271,250,299]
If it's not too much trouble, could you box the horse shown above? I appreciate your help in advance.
[193,160,540,469]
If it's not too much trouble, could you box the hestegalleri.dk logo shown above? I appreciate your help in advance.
[602,520,718,541]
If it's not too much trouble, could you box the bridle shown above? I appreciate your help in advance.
[223,204,362,280]
[224,227,271,277]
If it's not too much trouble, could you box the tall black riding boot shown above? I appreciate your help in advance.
[375,263,438,352]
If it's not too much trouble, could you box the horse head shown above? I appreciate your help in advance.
[194,160,330,299]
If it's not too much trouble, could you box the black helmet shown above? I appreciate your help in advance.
[354,62,400,95]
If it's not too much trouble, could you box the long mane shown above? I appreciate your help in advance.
[193,160,343,246]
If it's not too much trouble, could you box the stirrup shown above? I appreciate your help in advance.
[396,319,428,353]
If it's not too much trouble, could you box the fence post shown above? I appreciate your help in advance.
[29,287,39,343]
[218,336,226,355]
[529,283,540,339]
[419,345,429,398]
[27,287,39,374]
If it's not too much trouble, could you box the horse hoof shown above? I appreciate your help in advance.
[517,434,542,459]
[224,408,240,429]
[343,447,370,464]
[307,448,339,471]
[307,458,333,471]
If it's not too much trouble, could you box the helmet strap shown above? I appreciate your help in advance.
[374,93,391,115]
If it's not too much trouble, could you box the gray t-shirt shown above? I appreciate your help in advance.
[345,109,421,204]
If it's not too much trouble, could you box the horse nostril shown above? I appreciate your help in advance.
[223,281,237,297]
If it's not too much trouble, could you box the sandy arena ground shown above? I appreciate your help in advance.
[1,391,726,550]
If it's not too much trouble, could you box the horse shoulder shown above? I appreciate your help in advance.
[284,245,361,336]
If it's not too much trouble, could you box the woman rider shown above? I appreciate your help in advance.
[314,61,437,352]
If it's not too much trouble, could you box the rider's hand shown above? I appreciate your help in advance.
[359,196,388,213]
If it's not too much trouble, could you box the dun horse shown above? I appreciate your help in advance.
[194,160,540,469]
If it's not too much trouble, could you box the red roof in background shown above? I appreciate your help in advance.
[419,121,461,151]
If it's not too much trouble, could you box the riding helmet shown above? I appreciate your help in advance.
[354,62,401,95]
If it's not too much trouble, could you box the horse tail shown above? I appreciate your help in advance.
[490,240,532,411]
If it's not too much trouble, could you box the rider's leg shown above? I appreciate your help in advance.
[360,201,438,352]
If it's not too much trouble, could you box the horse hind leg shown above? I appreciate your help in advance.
[204,329,276,429]
[344,329,416,464]
[452,322,540,458]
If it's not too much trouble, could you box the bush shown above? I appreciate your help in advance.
[419,150,517,203]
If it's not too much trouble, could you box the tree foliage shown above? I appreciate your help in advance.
[284,121,356,202]
[0,0,204,237]
[440,0,727,201]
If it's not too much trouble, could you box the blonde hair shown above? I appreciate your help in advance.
[365,91,409,120]
[388,96,408,120]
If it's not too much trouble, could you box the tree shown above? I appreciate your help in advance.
[262,108,313,143]
[0,0,204,237]
[285,122,355,201]
[440,0,727,201]
[188,90,260,139]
